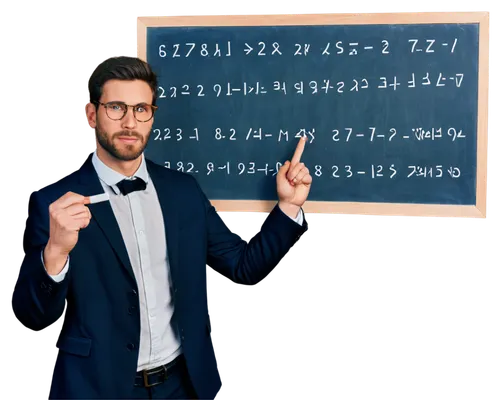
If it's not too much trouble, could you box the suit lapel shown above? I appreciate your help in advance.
[77,155,136,283]
[146,160,180,281]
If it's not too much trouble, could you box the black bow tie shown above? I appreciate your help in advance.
[116,177,147,196]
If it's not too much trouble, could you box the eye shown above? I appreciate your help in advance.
[108,102,125,111]
[135,104,150,113]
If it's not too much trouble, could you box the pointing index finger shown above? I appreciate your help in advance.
[291,136,307,165]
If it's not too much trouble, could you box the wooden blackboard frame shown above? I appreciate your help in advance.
[137,12,489,218]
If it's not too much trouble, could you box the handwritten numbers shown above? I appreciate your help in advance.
[272,42,282,55]
[172,44,181,58]
[378,77,387,89]
[336,41,344,54]
[381,40,390,54]
[350,79,368,92]
[332,128,353,142]
[322,43,331,55]
[213,84,222,97]
[309,81,318,94]
[190,129,199,141]
[258,42,266,56]
[447,128,466,141]
[159,45,167,57]
[214,128,237,140]
[295,44,311,56]
[200,44,209,57]
[389,165,397,178]
[177,161,194,173]
[207,162,215,175]
[426,39,435,52]
[158,86,167,98]
[153,128,171,141]
[389,128,397,141]
[371,165,383,178]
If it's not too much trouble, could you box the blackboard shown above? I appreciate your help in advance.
[138,13,488,217]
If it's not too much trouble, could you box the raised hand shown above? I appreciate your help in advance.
[43,192,91,274]
[276,136,312,218]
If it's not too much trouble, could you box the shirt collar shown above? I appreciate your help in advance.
[92,151,149,195]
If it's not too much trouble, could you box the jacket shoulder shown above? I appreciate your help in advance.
[34,169,82,204]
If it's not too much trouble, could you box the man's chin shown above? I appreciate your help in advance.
[110,147,144,162]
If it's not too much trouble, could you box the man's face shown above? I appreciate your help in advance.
[94,79,155,161]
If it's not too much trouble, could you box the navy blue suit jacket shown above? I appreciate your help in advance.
[12,154,308,399]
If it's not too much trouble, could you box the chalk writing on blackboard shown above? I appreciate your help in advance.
[156,37,459,58]
[163,160,461,180]
[153,126,466,143]
[158,72,465,99]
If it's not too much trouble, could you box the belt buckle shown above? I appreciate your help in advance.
[143,365,166,388]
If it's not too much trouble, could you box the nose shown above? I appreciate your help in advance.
[121,106,137,130]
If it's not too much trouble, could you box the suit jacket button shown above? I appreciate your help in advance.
[127,343,135,350]
[132,290,138,296]
[128,306,136,315]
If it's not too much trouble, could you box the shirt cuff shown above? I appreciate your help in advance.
[41,250,69,283]
[289,208,304,226]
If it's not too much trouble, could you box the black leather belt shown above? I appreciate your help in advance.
[134,355,182,388]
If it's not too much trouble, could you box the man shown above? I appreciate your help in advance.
[12,56,311,399]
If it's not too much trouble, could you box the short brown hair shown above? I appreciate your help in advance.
[88,56,158,105]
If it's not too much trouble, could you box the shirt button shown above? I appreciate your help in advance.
[139,230,144,235]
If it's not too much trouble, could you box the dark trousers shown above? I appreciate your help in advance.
[131,355,197,399]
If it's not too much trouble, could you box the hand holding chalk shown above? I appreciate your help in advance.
[89,192,109,204]
[43,191,94,275]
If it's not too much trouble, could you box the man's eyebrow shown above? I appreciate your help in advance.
[105,101,150,105]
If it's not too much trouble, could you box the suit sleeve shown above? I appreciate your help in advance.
[193,178,308,285]
[12,191,69,331]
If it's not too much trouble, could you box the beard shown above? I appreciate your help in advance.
[95,122,150,162]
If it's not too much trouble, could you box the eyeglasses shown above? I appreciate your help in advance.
[94,101,158,122]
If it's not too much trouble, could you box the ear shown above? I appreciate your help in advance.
[85,102,97,128]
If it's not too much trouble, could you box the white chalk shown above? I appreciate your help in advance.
[89,193,110,204]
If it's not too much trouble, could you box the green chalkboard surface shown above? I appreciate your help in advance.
[138,13,488,217]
